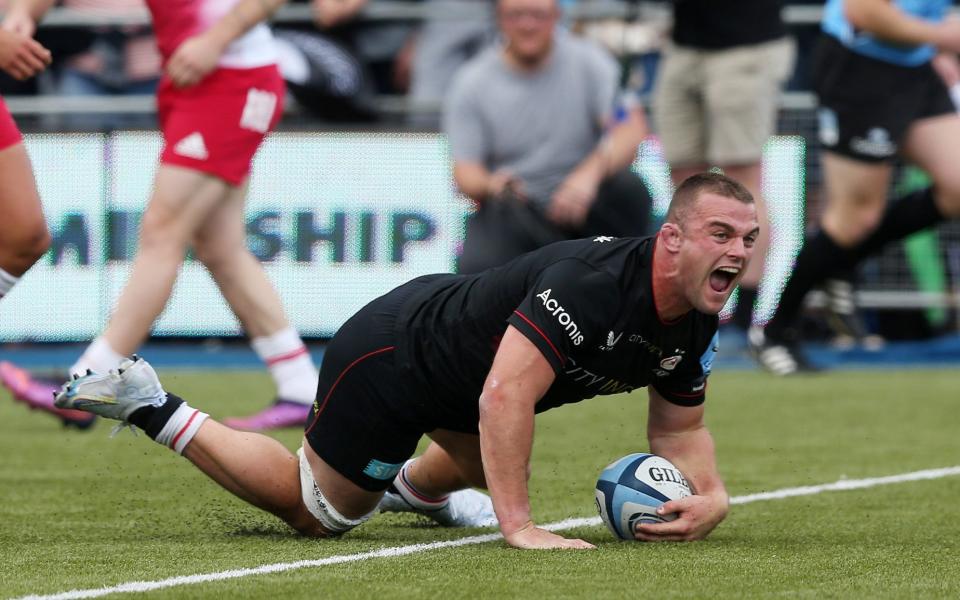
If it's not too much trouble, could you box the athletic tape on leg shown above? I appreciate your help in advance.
[297,448,373,534]
[154,404,209,455]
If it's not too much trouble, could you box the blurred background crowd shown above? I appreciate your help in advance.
[2,0,959,357]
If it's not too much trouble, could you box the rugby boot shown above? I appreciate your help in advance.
[0,361,96,429]
[823,278,885,351]
[748,326,820,376]
[223,399,312,431]
[54,355,166,425]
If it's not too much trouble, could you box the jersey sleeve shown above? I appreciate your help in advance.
[507,259,620,372]
[652,329,718,407]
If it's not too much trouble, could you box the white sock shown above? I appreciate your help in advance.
[154,402,209,455]
[70,337,126,377]
[251,327,318,405]
[392,459,450,511]
[0,267,18,299]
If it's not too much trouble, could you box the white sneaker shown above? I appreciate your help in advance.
[54,356,166,423]
[379,487,498,528]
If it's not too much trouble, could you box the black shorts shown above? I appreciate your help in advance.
[304,278,465,492]
[813,34,955,163]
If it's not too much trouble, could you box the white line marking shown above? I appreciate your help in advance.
[15,466,960,600]
[729,466,960,506]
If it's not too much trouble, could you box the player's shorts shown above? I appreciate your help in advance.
[0,97,23,152]
[653,36,794,166]
[157,64,285,186]
[304,277,458,492]
[813,34,955,164]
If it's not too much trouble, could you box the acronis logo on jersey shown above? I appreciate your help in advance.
[537,288,584,346]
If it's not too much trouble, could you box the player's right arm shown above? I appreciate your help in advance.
[846,0,960,53]
[478,325,596,550]
[166,0,288,88]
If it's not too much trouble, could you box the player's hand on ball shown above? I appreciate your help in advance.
[633,493,729,542]
[505,522,596,550]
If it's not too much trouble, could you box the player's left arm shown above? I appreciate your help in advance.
[479,326,595,550]
[634,387,729,542]
[166,0,288,88]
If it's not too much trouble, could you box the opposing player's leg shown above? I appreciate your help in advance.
[55,357,377,536]
[750,153,892,375]
[0,137,94,427]
[379,432,497,527]
[191,183,318,430]
[94,167,232,359]
[721,163,766,327]
[903,114,960,219]
[0,142,49,292]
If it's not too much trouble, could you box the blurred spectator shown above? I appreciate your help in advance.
[56,0,161,130]
[273,0,417,121]
[409,0,497,127]
[302,0,495,126]
[652,0,794,329]
[445,0,652,274]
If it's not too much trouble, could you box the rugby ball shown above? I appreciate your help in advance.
[594,453,693,540]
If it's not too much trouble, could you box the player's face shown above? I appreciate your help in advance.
[498,0,559,65]
[677,193,759,314]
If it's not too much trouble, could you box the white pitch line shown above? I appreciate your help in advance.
[729,466,960,505]
[14,466,960,600]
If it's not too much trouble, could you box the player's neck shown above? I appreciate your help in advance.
[651,236,692,323]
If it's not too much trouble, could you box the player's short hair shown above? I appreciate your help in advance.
[666,172,754,226]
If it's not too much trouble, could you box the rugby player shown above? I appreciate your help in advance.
[750,0,960,374]
[57,173,755,548]
[0,0,318,431]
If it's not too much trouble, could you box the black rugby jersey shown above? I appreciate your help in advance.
[394,236,719,425]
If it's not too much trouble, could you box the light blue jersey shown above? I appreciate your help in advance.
[822,0,951,66]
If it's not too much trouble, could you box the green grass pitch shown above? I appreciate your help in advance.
[2,368,959,599]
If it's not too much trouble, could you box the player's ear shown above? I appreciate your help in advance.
[660,223,682,253]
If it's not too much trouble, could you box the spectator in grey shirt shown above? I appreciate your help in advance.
[445,0,652,273]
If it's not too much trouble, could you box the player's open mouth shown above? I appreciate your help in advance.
[709,266,739,293]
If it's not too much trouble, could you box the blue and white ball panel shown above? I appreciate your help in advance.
[595,453,693,540]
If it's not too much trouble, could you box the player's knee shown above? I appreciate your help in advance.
[933,181,960,217]
[1,223,50,273]
[295,448,374,537]
[823,206,881,247]
[192,236,236,272]
[20,225,50,264]
[139,205,187,252]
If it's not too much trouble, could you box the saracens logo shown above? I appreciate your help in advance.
[536,288,584,346]
[660,355,682,370]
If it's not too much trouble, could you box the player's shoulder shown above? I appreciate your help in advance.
[532,236,650,294]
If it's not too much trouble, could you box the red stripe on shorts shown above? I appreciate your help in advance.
[304,346,395,435]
